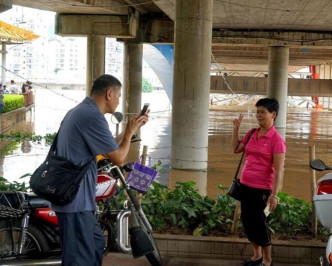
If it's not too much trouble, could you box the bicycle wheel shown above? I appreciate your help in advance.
[0,221,49,258]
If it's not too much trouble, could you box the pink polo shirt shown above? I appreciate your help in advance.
[240,126,286,190]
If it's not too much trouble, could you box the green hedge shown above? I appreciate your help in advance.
[0,171,328,241]
[1,95,24,113]
[142,181,328,240]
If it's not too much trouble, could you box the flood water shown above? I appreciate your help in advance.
[1,89,332,202]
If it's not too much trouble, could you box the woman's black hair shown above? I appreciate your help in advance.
[255,98,279,118]
[90,74,122,96]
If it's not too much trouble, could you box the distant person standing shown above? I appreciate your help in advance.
[0,84,3,94]
[21,80,31,94]
[10,80,19,94]
[0,95,5,114]
[21,81,28,94]
[3,85,8,94]
[27,81,33,92]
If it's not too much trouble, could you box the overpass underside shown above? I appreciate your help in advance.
[211,76,332,97]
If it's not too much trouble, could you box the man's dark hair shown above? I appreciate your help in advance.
[90,74,122,96]
[255,98,279,118]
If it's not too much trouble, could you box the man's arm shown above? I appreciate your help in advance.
[106,114,148,165]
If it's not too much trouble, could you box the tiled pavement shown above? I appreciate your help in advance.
[0,252,319,265]
[103,253,319,266]
[0,234,324,265]
[102,233,324,266]
[150,234,325,265]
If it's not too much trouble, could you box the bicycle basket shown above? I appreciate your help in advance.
[0,204,24,218]
[0,192,25,218]
[126,159,157,193]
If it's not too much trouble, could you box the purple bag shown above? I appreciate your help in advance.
[126,157,157,193]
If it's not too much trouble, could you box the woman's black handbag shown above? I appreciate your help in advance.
[227,129,255,201]
[227,155,245,201]
[228,178,242,201]
[30,133,93,206]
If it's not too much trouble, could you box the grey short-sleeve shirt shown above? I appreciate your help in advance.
[52,97,119,213]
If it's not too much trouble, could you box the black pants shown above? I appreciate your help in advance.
[56,211,105,266]
[240,184,271,247]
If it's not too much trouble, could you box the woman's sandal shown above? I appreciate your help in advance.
[242,257,263,266]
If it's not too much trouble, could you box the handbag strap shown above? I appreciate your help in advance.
[48,122,94,163]
[233,128,256,180]
[48,132,59,156]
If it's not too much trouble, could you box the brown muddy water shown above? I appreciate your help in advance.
[207,106,332,202]
[1,89,332,202]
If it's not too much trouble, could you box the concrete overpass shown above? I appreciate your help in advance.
[211,76,332,97]
[5,0,332,98]
[2,0,332,71]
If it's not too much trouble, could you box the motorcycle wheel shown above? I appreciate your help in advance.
[136,216,162,266]
[0,221,49,258]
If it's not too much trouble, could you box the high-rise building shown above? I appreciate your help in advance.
[0,6,87,85]
[0,5,162,89]
[105,38,124,82]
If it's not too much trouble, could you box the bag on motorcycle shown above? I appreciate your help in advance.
[126,157,157,193]
[30,133,92,206]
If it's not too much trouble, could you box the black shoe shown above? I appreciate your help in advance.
[242,257,263,266]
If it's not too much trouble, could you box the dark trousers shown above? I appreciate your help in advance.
[56,211,105,266]
[240,184,271,247]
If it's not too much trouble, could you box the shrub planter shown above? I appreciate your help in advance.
[0,107,32,133]
[154,234,325,265]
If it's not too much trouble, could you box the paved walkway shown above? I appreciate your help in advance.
[0,252,319,265]
[0,253,319,266]
[103,253,318,266]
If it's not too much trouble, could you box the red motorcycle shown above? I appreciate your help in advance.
[0,161,161,265]
[0,191,60,260]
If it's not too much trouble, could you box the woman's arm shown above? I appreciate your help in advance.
[232,114,245,153]
[268,153,285,211]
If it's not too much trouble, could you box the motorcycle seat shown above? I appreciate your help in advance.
[25,193,51,208]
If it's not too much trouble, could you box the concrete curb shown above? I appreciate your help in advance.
[154,234,326,265]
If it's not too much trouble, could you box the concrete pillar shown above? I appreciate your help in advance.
[122,42,143,160]
[1,42,6,86]
[86,35,105,95]
[169,0,213,195]
[0,0,12,13]
[122,42,142,120]
[267,46,289,139]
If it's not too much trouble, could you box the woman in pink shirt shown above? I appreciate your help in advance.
[232,98,286,266]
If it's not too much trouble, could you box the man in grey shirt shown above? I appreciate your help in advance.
[53,74,148,266]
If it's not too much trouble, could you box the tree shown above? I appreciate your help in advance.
[54,68,60,74]
[142,78,153,93]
